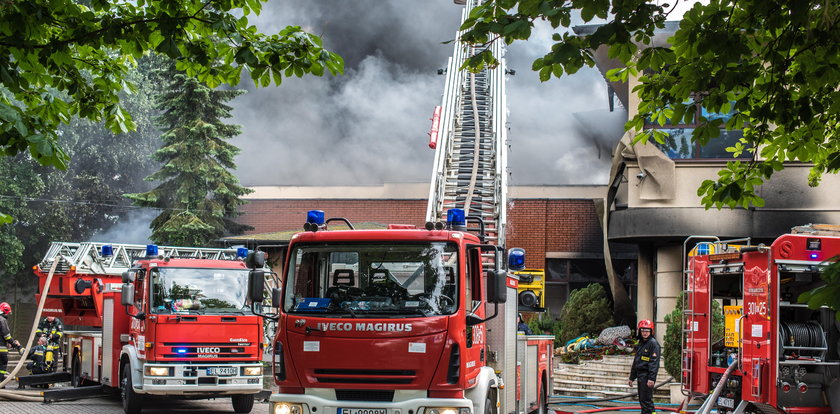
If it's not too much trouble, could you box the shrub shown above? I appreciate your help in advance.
[558,283,614,344]
[525,310,562,347]
[663,293,725,379]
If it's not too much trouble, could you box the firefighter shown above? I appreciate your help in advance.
[35,315,64,360]
[26,336,51,375]
[629,319,660,414]
[517,313,533,335]
[0,302,22,383]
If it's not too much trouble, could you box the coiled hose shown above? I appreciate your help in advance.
[0,255,60,400]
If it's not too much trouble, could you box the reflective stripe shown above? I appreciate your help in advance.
[641,356,650,361]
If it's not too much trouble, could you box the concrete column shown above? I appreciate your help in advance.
[655,244,684,343]
[637,243,654,327]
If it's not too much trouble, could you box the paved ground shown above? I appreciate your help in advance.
[0,394,271,414]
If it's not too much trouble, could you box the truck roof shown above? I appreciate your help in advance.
[290,228,484,244]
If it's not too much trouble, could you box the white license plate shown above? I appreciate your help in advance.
[717,397,735,409]
[340,409,387,414]
[207,367,237,376]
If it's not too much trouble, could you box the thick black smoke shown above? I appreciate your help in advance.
[231,1,624,186]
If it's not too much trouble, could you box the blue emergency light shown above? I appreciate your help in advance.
[696,242,711,255]
[146,244,159,257]
[447,208,465,226]
[236,247,249,258]
[508,248,526,271]
[176,348,188,354]
[101,245,113,257]
[307,210,325,225]
[810,253,819,259]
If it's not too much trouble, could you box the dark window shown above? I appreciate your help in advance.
[645,101,747,160]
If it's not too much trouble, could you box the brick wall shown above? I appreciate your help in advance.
[237,198,606,268]
[238,199,428,234]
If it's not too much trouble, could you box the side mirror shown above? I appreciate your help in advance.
[122,271,135,284]
[487,270,507,304]
[120,284,134,306]
[271,288,282,308]
[248,270,266,303]
[246,251,266,269]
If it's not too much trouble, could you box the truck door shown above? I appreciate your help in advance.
[741,251,771,403]
[464,246,485,385]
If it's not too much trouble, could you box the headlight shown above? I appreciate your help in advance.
[426,408,470,414]
[243,366,263,376]
[145,366,171,376]
[273,402,303,414]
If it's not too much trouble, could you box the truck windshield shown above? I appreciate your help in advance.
[150,267,250,314]
[284,242,459,317]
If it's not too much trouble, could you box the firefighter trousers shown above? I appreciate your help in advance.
[0,348,8,381]
[637,378,656,414]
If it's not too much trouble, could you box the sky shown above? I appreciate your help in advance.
[229,0,628,187]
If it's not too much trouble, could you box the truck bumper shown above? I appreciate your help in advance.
[268,390,473,414]
[139,362,263,395]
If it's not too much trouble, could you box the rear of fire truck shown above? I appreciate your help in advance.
[683,229,840,414]
[248,210,552,414]
[35,242,266,414]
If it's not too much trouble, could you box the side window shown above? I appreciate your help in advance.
[135,269,147,312]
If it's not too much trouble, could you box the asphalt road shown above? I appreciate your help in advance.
[0,394,271,414]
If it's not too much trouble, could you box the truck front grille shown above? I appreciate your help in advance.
[313,369,415,385]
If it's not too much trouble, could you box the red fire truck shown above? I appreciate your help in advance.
[682,227,840,414]
[34,242,268,414]
[246,209,554,414]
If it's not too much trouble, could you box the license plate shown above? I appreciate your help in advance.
[717,397,735,409]
[206,367,237,376]
[340,409,387,414]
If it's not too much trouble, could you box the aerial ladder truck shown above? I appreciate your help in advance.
[247,2,553,414]
[31,242,270,414]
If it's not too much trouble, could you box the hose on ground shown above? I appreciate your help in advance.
[0,255,60,394]
[0,389,44,402]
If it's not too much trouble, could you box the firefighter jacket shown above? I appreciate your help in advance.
[629,336,661,383]
[27,344,51,374]
[0,314,17,350]
[36,317,64,342]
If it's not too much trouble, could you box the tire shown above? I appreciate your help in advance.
[485,388,497,414]
[121,362,143,414]
[70,355,83,387]
[533,380,547,414]
[232,394,255,413]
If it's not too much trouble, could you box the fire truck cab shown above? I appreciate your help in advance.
[248,210,554,414]
[683,228,840,414]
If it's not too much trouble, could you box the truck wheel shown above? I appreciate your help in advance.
[70,355,83,387]
[537,381,547,414]
[121,363,143,414]
[232,394,255,413]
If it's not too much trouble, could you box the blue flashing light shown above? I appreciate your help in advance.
[236,247,249,258]
[447,208,466,226]
[508,248,526,271]
[101,245,113,257]
[176,348,188,354]
[146,244,159,257]
[696,242,711,255]
[307,210,325,225]
[810,253,819,259]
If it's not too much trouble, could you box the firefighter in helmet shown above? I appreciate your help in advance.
[629,319,660,414]
[36,315,64,361]
[0,302,22,383]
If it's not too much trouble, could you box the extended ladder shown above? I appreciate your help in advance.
[425,0,509,248]
[38,241,247,275]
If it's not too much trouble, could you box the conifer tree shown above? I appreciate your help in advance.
[127,67,252,246]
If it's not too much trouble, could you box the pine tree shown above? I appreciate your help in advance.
[126,66,253,246]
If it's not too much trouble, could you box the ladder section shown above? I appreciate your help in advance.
[426,0,509,248]
[38,241,245,275]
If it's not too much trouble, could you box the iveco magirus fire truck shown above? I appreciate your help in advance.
[34,242,268,414]
[682,226,840,414]
[246,210,554,414]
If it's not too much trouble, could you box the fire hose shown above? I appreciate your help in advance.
[0,255,60,400]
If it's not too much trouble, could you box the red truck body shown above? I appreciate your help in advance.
[259,215,553,414]
[684,232,840,413]
[34,242,266,413]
